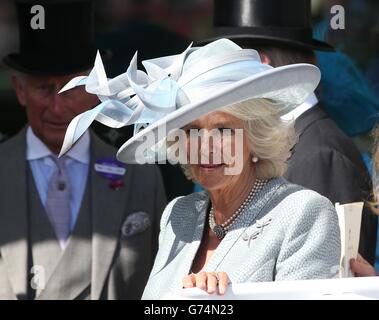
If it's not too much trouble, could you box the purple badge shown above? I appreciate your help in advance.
[94,157,126,190]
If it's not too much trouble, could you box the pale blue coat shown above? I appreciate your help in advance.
[142,178,341,299]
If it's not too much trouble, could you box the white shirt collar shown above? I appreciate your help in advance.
[281,93,318,121]
[26,126,90,164]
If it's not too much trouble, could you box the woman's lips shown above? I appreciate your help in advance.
[199,164,225,170]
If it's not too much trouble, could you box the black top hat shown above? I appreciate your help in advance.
[3,0,99,75]
[200,0,334,52]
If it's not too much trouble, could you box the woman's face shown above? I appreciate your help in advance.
[183,111,254,191]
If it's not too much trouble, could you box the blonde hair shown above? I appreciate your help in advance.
[223,98,297,179]
[181,98,297,180]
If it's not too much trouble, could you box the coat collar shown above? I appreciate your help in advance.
[281,93,318,122]
[294,103,329,137]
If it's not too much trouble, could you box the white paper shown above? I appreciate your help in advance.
[335,202,364,278]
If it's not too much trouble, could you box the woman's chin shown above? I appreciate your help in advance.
[194,164,229,190]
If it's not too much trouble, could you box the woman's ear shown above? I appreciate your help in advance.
[11,74,27,108]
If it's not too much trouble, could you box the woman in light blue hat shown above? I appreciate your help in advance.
[59,38,341,299]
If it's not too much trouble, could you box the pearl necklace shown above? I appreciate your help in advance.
[209,178,268,240]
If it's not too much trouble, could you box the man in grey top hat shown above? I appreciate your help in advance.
[201,0,377,265]
[0,0,166,300]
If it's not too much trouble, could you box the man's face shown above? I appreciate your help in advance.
[12,72,99,154]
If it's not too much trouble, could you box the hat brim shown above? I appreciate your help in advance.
[116,63,321,164]
[196,33,335,52]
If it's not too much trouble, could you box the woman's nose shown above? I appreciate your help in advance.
[199,130,223,161]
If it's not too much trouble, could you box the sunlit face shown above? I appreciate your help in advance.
[182,111,254,191]
[12,72,99,154]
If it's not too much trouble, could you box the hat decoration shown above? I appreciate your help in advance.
[58,38,321,163]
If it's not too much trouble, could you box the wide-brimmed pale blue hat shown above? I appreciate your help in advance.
[59,38,321,163]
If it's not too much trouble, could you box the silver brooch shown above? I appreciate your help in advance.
[242,217,272,247]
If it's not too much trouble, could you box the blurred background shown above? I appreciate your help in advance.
[0,0,213,144]
[0,0,379,150]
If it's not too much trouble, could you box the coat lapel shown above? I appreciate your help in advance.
[90,133,130,300]
[159,192,209,295]
[27,167,63,298]
[175,193,209,277]
[0,128,29,299]
[36,183,92,300]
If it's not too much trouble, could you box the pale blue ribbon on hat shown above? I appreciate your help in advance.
[59,39,272,157]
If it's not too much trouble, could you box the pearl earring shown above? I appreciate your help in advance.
[252,156,259,163]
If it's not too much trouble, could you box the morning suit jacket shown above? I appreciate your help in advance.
[284,105,377,264]
[142,178,341,299]
[0,128,167,300]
